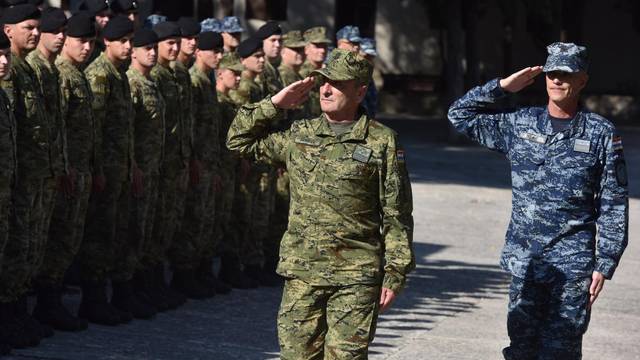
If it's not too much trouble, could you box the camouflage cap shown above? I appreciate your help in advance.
[282,30,306,48]
[221,15,243,33]
[200,18,221,33]
[336,25,361,43]
[543,42,588,73]
[312,48,372,85]
[218,52,245,72]
[304,26,331,44]
[360,37,377,57]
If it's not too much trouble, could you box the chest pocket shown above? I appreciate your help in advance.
[337,158,376,180]
[510,140,545,171]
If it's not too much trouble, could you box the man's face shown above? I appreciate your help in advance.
[95,11,111,30]
[262,34,281,59]
[241,50,265,73]
[319,78,366,115]
[222,32,241,49]
[105,33,133,61]
[0,49,11,79]
[158,37,180,61]
[281,46,304,67]
[197,48,223,69]
[180,36,197,57]
[63,36,95,64]
[305,42,327,65]
[40,27,66,54]
[337,39,359,53]
[545,70,588,104]
[219,68,241,89]
[5,20,40,51]
[132,44,157,68]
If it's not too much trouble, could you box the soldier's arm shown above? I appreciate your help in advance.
[58,75,72,175]
[594,131,629,279]
[226,97,291,165]
[86,71,108,174]
[380,133,415,294]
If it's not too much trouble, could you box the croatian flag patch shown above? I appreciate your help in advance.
[397,149,405,163]
[613,136,623,151]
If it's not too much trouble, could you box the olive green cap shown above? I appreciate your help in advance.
[218,52,245,72]
[282,30,306,48]
[303,26,330,44]
[312,48,372,84]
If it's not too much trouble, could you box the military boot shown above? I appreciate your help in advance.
[0,301,39,348]
[111,280,157,320]
[244,265,282,287]
[134,269,170,312]
[78,281,123,326]
[33,286,88,332]
[171,269,214,299]
[218,253,259,289]
[155,264,186,309]
[14,296,54,339]
[197,258,231,295]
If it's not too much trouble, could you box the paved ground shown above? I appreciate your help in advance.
[6,121,639,360]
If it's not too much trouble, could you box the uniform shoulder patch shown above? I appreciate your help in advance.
[396,149,405,163]
[615,159,628,186]
[612,135,623,152]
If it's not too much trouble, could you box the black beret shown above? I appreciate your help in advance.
[110,0,137,14]
[77,0,109,15]
[102,15,133,40]
[132,28,158,47]
[1,4,40,24]
[197,31,223,50]
[39,7,67,33]
[153,21,181,41]
[0,31,9,49]
[66,12,95,38]
[237,37,262,58]
[254,21,281,40]
[177,16,200,37]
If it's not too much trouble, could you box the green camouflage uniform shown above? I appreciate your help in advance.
[256,59,283,98]
[127,67,165,272]
[301,26,331,118]
[0,87,17,274]
[170,65,220,269]
[79,53,134,283]
[35,57,96,287]
[0,53,54,302]
[227,50,414,358]
[149,63,190,268]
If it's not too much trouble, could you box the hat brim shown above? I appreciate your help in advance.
[221,64,245,72]
[284,41,306,48]
[309,38,331,44]
[348,36,362,43]
[543,55,582,73]
[312,68,354,81]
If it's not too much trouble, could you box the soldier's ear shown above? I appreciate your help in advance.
[4,25,12,39]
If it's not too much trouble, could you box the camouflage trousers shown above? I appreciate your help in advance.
[249,166,276,266]
[213,163,237,255]
[0,177,11,276]
[119,172,159,276]
[170,169,214,270]
[150,163,188,267]
[0,175,56,302]
[278,278,380,360]
[503,275,591,360]
[36,172,92,287]
[78,167,130,283]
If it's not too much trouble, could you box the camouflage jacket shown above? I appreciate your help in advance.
[300,60,323,118]
[189,65,220,171]
[278,63,310,121]
[448,78,629,280]
[227,98,415,293]
[256,59,283,97]
[151,63,188,171]
[171,60,194,160]
[56,57,98,174]
[229,72,263,106]
[1,53,51,178]
[84,53,134,174]
[27,49,67,176]
[127,67,165,175]
[0,88,17,186]
[217,91,241,168]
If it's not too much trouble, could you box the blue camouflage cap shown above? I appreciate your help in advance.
[221,16,243,33]
[543,42,588,73]
[360,37,377,57]
[336,25,361,43]
[144,14,166,29]
[200,18,222,33]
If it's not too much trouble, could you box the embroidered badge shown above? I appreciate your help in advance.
[613,135,623,152]
[294,137,320,146]
[396,149,405,163]
[352,145,372,163]
[573,139,591,153]
[518,132,547,144]
[615,160,628,186]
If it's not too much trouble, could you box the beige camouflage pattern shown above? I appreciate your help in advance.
[303,26,331,44]
[282,30,306,48]
[256,60,283,97]
[313,49,373,85]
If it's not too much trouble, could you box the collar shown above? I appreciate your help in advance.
[538,107,586,141]
[314,109,369,142]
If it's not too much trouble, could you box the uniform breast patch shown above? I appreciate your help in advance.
[518,131,547,144]
[294,137,320,147]
[573,139,591,153]
[352,145,372,163]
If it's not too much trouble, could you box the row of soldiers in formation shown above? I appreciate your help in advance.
[0,0,379,354]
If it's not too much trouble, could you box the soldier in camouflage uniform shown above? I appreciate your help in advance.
[0,4,56,346]
[79,16,152,325]
[25,8,88,333]
[359,38,379,118]
[220,16,243,53]
[255,21,283,97]
[110,0,139,26]
[148,21,190,308]
[301,26,330,118]
[448,43,629,360]
[77,0,111,68]
[227,49,414,359]
[215,52,259,289]
[0,32,18,355]
[336,25,361,54]
[126,28,165,316]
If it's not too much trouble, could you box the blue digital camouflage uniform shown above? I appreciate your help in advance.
[448,48,629,358]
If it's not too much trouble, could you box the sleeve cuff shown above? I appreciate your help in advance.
[595,259,616,279]
[488,77,507,98]
[382,272,406,294]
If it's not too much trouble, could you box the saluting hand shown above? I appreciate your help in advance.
[271,77,316,109]
[499,66,543,93]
